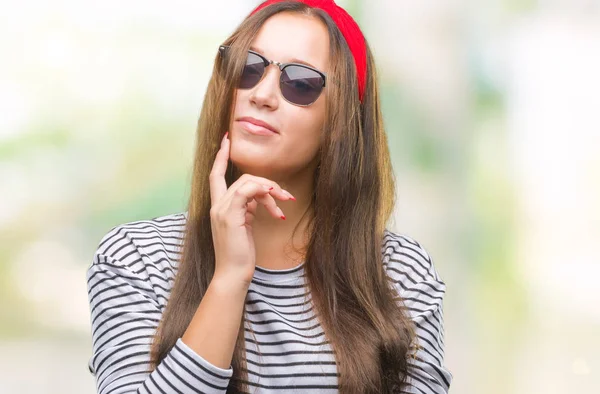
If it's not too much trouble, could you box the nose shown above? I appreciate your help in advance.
[248,64,280,110]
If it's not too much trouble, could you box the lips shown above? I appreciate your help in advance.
[236,117,279,134]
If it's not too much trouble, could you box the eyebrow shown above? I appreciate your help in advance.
[249,45,319,69]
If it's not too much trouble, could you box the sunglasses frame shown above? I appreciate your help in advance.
[219,45,327,107]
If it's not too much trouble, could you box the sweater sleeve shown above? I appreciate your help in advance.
[86,253,234,394]
[383,232,453,394]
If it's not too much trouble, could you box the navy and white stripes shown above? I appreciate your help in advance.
[86,212,452,393]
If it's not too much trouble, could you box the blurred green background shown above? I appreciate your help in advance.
[1,0,599,393]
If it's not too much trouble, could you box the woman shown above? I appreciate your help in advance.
[86,0,453,393]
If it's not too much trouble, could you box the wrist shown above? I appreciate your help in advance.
[210,271,252,296]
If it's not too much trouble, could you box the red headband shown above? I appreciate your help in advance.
[250,0,367,102]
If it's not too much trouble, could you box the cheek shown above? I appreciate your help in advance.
[231,89,251,118]
[231,91,243,117]
[289,97,326,133]
[302,103,326,144]
[283,109,324,158]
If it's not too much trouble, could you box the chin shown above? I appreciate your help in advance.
[233,163,275,178]
[230,155,276,179]
[230,141,273,174]
[229,139,310,181]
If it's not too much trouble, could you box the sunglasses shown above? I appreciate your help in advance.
[219,45,327,106]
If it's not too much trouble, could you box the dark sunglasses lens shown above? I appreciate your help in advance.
[239,52,265,89]
[281,66,324,105]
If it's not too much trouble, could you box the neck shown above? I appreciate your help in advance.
[250,166,316,271]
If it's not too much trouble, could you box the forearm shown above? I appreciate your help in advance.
[182,274,249,370]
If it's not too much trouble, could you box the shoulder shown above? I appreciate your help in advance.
[90,211,187,277]
[381,229,445,289]
[87,211,188,307]
[382,230,453,391]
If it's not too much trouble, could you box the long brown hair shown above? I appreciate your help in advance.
[150,2,416,392]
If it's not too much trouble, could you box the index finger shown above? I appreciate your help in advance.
[209,132,230,205]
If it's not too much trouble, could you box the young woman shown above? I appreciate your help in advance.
[86,1,453,393]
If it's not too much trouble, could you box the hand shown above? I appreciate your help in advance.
[209,132,295,286]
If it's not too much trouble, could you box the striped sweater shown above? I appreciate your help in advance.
[86,212,452,393]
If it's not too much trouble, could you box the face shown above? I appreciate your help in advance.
[229,12,330,182]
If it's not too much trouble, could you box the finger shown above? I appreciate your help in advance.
[245,211,255,226]
[209,132,230,205]
[228,181,285,220]
[246,199,258,215]
[254,191,286,220]
[235,174,295,202]
[243,199,258,227]
[220,175,281,204]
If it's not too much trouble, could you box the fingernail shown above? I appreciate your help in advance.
[224,131,229,139]
[282,189,295,200]
[277,207,285,219]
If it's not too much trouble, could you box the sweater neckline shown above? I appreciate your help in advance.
[252,261,306,282]
[182,211,306,282]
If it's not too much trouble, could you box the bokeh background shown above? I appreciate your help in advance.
[1,0,599,393]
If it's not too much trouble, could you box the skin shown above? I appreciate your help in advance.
[227,12,330,270]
